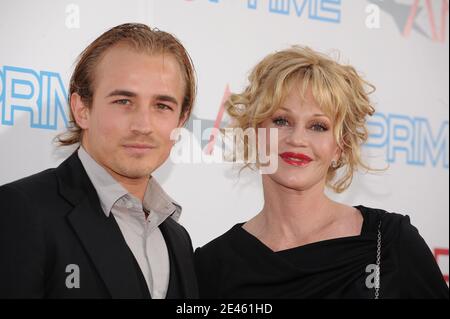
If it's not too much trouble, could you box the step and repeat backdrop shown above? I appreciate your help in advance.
[0,0,448,282]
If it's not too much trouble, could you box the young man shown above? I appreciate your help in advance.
[0,23,198,299]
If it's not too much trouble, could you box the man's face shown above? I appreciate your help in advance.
[74,44,186,181]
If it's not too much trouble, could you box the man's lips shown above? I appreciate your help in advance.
[279,152,312,167]
[123,143,155,149]
[122,143,156,155]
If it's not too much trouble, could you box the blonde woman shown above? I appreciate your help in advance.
[194,46,448,299]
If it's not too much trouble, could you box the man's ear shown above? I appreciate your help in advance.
[70,93,90,129]
[177,110,189,128]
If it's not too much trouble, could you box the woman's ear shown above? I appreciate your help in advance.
[333,145,343,164]
[70,93,90,129]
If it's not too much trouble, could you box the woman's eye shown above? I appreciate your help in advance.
[273,117,289,127]
[311,123,329,132]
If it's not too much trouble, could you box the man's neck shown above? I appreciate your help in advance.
[103,166,149,202]
[80,145,150,202]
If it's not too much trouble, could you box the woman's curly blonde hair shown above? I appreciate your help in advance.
[225,46,376,193]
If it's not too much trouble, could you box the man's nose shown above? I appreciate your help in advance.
[130,105,154,135]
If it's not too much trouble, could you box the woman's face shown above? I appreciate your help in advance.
[259,84,341,191]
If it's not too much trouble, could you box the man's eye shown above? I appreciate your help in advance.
[113,99,131,105]
[157,103,173,111]
[273,117,289,127]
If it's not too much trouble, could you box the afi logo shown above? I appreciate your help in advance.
[404,0,449,42]
[367,0,449,43]
[434,248,449,284]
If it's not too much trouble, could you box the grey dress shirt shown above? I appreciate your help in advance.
[78,147,181,299]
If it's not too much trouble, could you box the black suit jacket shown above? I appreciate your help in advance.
[0,152,198,298]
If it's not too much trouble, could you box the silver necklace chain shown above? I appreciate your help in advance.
[375,220,382,299]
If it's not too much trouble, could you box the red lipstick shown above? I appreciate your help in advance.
[279,152,312,167]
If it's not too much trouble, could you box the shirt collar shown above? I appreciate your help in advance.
[144,177,182,221]
[77,146,181,221]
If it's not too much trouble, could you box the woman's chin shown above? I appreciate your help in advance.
[267,173,312,191]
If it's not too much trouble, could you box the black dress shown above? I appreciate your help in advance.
[195,206,449,299]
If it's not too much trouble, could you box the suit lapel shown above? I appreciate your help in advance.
[160,218,198,298]
[56,152,143,298]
